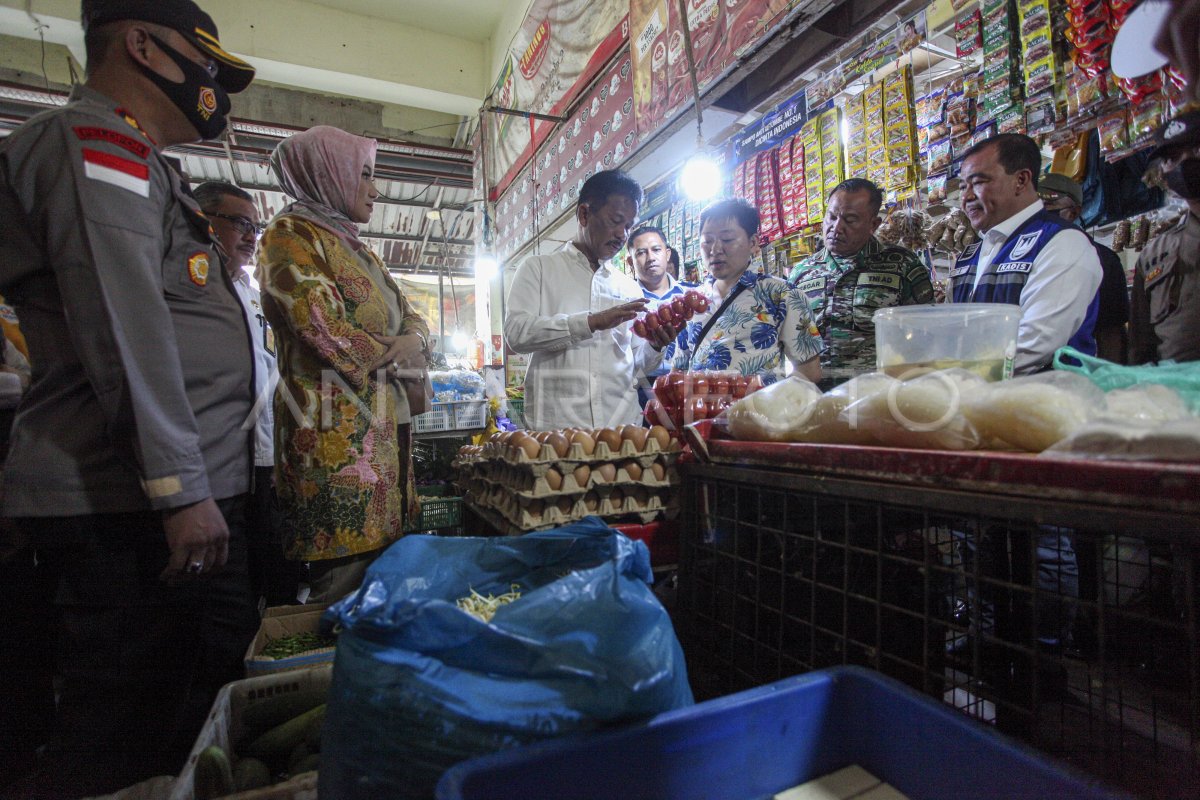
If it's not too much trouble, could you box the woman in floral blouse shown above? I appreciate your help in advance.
[258,126,430,603]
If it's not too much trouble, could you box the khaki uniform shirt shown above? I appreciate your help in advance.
[0,86,253,516]
[788,237,935,383]
[1131,213,1200,365]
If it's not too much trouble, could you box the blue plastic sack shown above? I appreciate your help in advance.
[317,517,694,799]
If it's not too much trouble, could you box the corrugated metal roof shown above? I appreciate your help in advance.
[175,153,478,279]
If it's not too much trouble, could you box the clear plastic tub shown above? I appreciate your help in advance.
[874,303,1022,381]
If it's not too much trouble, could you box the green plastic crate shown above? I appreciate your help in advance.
[406,495,462,532]
[508,398,525,428]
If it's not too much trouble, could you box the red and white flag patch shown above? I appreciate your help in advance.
[82,148,149,197]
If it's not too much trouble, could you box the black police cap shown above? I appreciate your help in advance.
[82,0,255,93]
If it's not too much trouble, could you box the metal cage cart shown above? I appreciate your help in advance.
[677,440,1199,799]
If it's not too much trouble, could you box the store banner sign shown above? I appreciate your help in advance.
[493,53,636,262]
[486,1,629,199]
[733,89,808,162]
[631,0,798,143]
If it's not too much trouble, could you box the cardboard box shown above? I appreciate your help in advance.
[244,604,334,677]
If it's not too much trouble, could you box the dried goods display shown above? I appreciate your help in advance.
[875,207,931,251]
[926,209,979,252]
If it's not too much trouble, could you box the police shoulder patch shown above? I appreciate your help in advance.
[187,252,210,286]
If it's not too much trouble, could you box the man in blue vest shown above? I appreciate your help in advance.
[951,136,1099,684]
[627,224,693,410]
[953,133,1103,373]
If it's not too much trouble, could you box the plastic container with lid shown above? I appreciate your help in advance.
[874,303,1022,381]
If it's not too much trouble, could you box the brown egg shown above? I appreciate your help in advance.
[622,460,643,481]
[570,429,597,455]
[555,496,575,516]
[648,425,671,451]
[624,424,652,450]
[532,431,550,443]
[583,491,599,511]
[596,463,617,483]
[544,468,563,491]
[545,432,570,458]
[514,433,540,461]
[650,461,666,482]
[609,487,626,508]
[506,433,527,457]
[572,464,591,488]
[526,498,544,520]
[596,428,622,454]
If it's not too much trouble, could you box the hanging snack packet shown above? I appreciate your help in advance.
[1098,110,1129,154]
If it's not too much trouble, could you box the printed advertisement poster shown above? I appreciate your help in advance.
[631,0,798,142]
[486,0,628,199]
[493,53,636,262]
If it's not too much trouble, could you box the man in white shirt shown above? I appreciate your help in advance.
[952,133,1102,374]
[195,181,293,605]
[505,170,676,430]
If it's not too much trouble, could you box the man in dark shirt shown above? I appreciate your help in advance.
[1040,172,1129,363]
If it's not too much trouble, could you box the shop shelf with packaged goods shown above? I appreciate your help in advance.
[674,439,1200,800]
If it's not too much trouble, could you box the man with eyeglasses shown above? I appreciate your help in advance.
[1131,110,1200,365]
[1039,172,1130,363]
[952,133,1102,372]
[194,181,297,607]
[0,1,258,794]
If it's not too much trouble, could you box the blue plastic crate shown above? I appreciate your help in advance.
[436,666,1128,800]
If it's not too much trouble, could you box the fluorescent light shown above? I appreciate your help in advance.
[451,330,469,350]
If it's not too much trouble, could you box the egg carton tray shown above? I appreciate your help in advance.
[465,449,680,473]
[473,486,674,530]
[483,436,681,465]
[461,460,679,496]
[468,497,668,535]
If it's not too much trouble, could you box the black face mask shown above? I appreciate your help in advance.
[1165,158,1200,200]
[136,33,231,141]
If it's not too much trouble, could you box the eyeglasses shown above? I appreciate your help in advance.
[208,212,265,236]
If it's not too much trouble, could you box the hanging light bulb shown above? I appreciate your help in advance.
[475,255,499,281]
[674,0,721,204]
[680,150,721,202]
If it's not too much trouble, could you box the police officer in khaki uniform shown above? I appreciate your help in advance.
[1131,110,1200,365]
[0,1,257,795]
[788,178,935,389]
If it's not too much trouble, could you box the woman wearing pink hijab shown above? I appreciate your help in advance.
[257,125,431,603]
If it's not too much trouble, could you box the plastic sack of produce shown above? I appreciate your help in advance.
[837,369,984,450]
[959,370,1104,452]
[1042,383,1200,461]
[317,518,693,799]
[725,376,822,442]
[1052,346,1200,414]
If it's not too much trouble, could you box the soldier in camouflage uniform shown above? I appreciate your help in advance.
[788,179,935,389]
